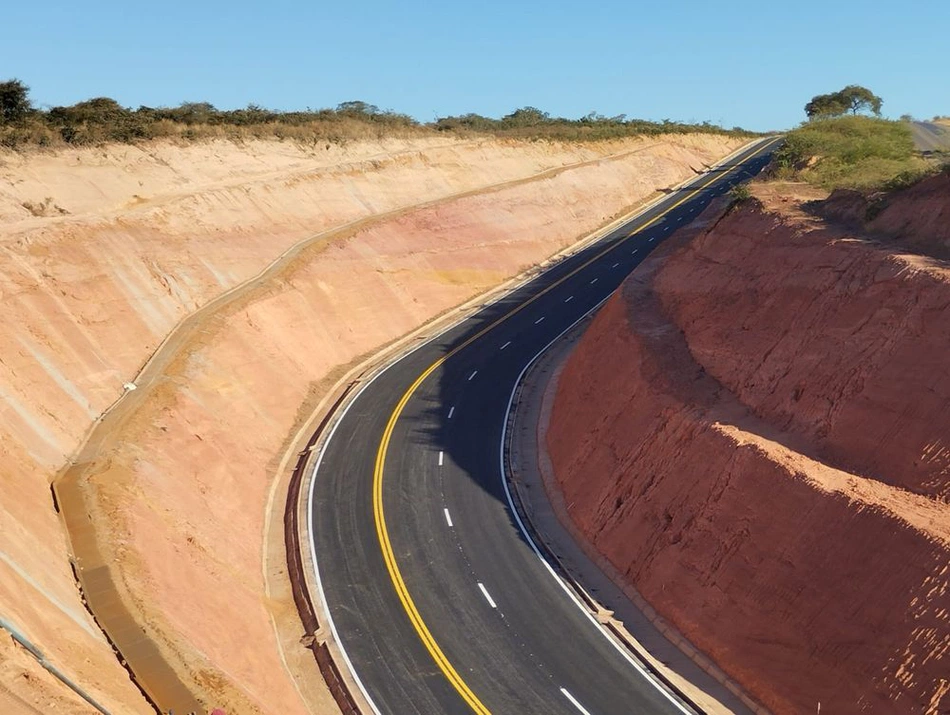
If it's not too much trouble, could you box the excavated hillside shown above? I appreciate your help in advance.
[0,132,745,714]
[821,171,950,259]
[546,177,950,714]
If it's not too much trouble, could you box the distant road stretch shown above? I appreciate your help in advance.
[308,137,782,714]
[911,121,950,152]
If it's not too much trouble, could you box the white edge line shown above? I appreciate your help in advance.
[499,294,696,715]
[477,582,497,609]
[560,687,594,715]
[444,508,453,527]
[308,389,386,715]
[304,136,775,715]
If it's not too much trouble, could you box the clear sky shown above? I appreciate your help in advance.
[3,0,947,132]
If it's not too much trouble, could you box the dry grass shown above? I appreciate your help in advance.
[773,116,936,191]
[0,113,432,150]
[0,95,757,151]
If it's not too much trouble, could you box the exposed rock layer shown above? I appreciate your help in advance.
[547,184,950,714]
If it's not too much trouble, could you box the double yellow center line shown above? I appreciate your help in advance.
[370,137,780,714]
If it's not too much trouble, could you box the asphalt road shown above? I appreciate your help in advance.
[911,121,950,153]
[309,137,782,715]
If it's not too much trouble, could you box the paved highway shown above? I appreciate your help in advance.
[911,121,950,153]
[308,137,782,715]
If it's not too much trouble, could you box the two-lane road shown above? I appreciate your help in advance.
[911,120,950,153]
[309,137,781,714]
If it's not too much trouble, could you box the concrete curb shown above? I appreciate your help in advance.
[284,386,363,715]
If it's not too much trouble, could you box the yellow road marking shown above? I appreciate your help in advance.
[371,137,780,713]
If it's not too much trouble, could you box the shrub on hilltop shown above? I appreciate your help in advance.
[434,106,752,142]
[0,78,757,150]
[774,116,932,191]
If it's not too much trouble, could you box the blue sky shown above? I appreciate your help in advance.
[3,0,947,131]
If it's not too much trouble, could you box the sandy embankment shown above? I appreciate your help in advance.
[545,180,950,714]
[0,133,744,713]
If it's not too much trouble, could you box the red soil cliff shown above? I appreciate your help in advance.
[820,172,950,259]
[546,183,950,714]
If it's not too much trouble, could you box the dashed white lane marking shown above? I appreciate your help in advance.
[589,278,598,285]
[611,262,619,268]
[438,451,444,466]
[500,341,511,350]
[443,508,453,527]
[534,317,545,324]
[649,236,656,242]
[468,370,478,381]
[663,226,671,232]
[564,295,574,303]
[477,582,497,609]
[560,688,593,715]
[631,249,638,255]
[447,406,455,419]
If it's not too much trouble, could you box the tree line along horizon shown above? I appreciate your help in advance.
[0,78,758,148]
[0,78,944,164]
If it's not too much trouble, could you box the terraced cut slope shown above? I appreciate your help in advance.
[0,132,745,714]
[546,181,950,714]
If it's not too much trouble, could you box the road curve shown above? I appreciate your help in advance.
[911,121,950,153]
[309,137,782,715]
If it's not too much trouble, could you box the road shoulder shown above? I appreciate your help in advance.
[506,303,761,715]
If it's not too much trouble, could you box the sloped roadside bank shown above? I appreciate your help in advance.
[545,180,950,714]
[504,196,767,715]
[16,134,747,714]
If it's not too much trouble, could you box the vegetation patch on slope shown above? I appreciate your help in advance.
[774,115,935,191]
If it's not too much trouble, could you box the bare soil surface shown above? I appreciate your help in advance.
[546,180,950,713]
